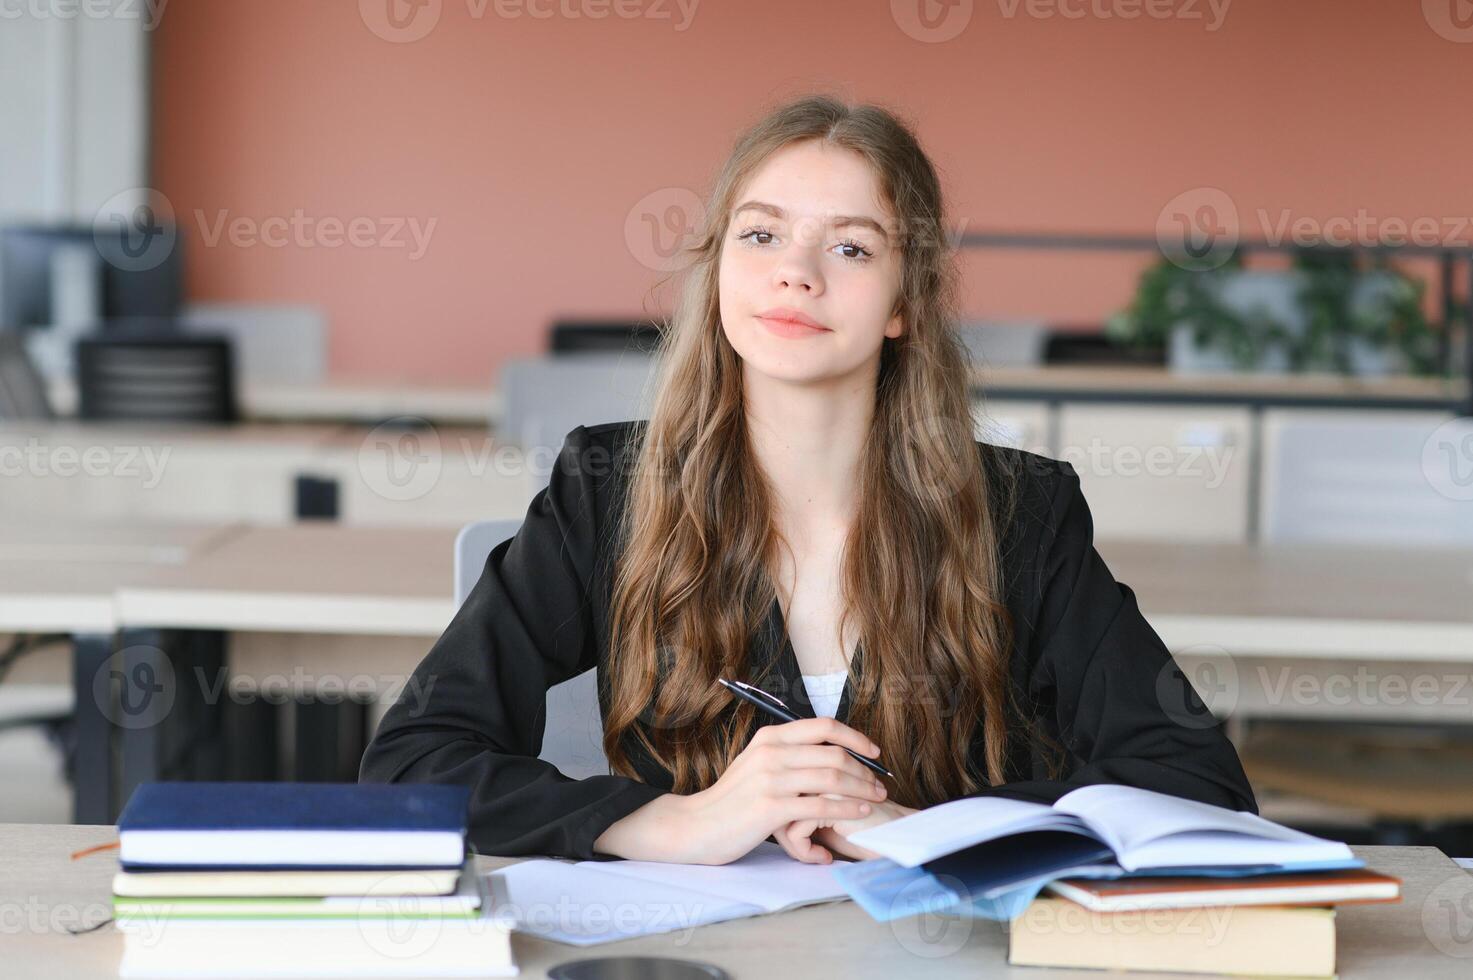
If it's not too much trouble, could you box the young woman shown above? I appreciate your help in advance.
[359,95,1255,867]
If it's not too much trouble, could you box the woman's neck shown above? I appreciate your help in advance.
[742,363,876,532]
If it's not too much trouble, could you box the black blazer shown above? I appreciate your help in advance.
[359,420,1256,860]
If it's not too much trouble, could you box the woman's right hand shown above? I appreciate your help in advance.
[667,717,890,865]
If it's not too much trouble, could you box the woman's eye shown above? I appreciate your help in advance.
[834,240,873,263]
[736,227,776,246]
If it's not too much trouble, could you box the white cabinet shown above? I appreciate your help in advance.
[1057,404,1252,542]
[0,4,148,222]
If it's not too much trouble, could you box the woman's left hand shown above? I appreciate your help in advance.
[777,799,919,863]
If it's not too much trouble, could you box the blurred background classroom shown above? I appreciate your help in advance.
[1,1,1471,861]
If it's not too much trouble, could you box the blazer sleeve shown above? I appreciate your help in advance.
[981,460,1258,813]
[358,424,669,860]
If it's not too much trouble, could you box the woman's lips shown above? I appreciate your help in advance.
[756,315,831,339]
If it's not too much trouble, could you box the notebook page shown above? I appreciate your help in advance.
[1119,830,1356,871]
[489,860,758,946]
[1054,784,1353,869]
[847,796,1089,867]
[586,841,850,912]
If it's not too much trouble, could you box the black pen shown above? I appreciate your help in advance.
[716,677,896,780]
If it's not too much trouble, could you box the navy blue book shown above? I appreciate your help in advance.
[117,782,471,870]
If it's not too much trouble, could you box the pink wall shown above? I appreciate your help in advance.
[151,0,1473,384]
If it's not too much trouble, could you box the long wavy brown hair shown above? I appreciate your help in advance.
[602,94,1021,809]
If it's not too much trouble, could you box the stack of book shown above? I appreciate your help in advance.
[111,782,517,979]
[833,784,1403,978]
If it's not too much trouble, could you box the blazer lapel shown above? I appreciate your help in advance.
[751,596,814,719]
[750,595,862,725]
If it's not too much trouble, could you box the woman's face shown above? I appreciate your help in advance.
[718,141,904,387]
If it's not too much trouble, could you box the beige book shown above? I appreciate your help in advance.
[1009,897,1336,978]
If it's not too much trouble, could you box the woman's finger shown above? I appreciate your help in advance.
[774,822,831,864]
[766,717,881,758]
[774,744,882,782]
[774,768,887,803]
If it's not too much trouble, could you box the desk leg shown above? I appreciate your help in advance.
[114,629,228,817]
[71,633,116,826]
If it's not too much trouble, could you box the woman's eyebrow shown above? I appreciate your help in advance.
[733,200,890,241]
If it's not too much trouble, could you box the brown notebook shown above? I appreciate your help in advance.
[1046,866,1402,912]
[1010,897,1337,978]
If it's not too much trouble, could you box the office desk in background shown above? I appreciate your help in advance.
[0,522,245,634]
[4,823,1470,979]
[1101,540,1473,724]
[0,420,533,528]
[7,520,1470,823]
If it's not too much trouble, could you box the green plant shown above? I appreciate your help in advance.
[1107,247,1443,376]
[1106,249,1290,370]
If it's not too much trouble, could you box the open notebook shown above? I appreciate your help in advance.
[848,783,1357,871]
[485,842,850,945]
[836,784,1361,923]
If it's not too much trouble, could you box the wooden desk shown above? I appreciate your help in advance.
[97,528,1472,657]
[113,524,457,636]
[1100,539,1473,661]
[4,823,1469,978]
[1102,539,1473,725]
[0,522,245,636]
[977,364,1464,410]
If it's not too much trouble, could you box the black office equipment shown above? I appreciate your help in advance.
[0,223,183,332]
[75,333,238,423]
[549,319,663,355]
[294,475,341,520]
[1043,326,1166,366]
